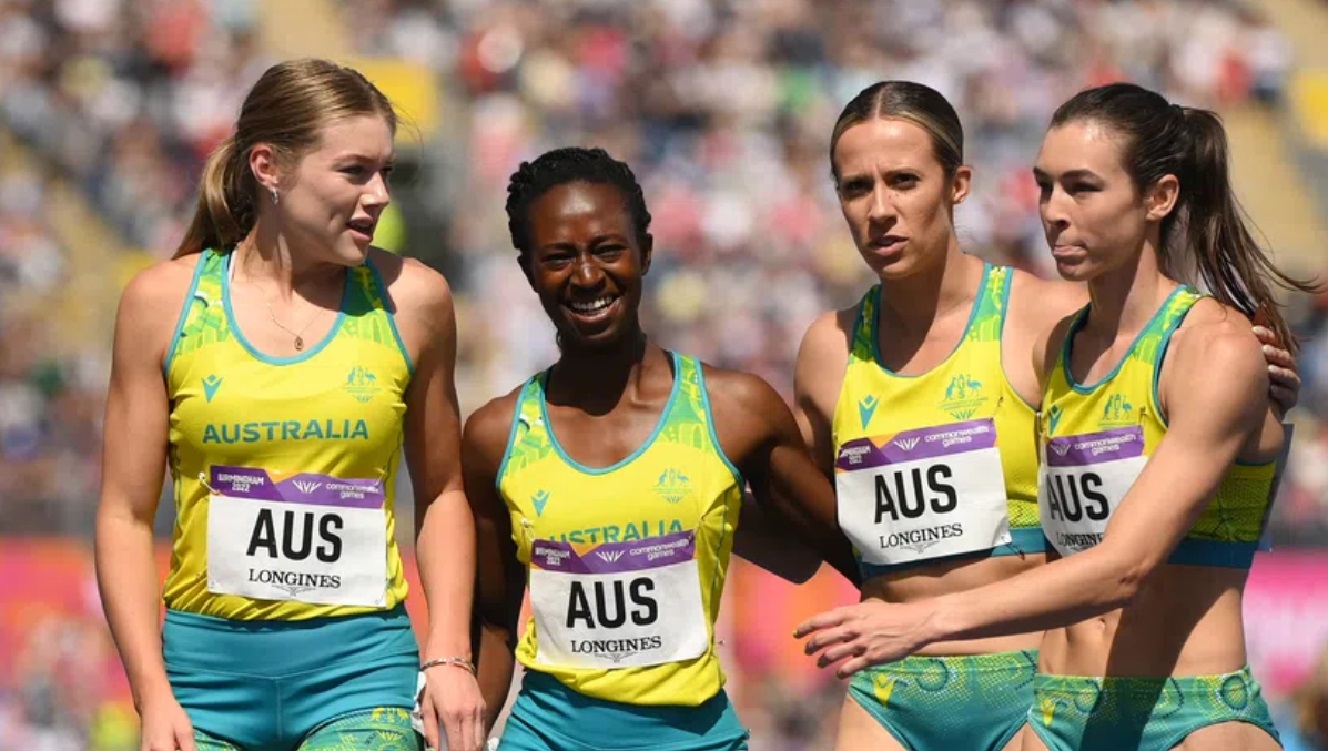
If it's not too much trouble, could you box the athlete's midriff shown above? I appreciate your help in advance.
[861,552,1048,655]
[1037,564,1249,678]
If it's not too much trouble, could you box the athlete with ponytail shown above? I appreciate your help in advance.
[798,81,1321,750]
[95,59,484,751]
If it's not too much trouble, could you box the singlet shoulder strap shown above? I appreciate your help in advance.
[662,355,739,477]
[496,375,552,490]
[164,248,231,374]
[341,259,413,373]
[1133,286,1202,369]
[961,263,1005,344]
[848,285,880,364]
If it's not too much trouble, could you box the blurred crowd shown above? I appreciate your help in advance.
[1,0,1326,748]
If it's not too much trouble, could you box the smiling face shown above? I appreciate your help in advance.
[832,117,970,279]
[1032,119,1178,282]
[255,113,395,265]
[522,181,652,349]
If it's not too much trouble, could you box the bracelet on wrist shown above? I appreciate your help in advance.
[420,657,476,675]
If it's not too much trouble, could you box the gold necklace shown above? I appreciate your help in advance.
[230,248,330,351]
[265,301,325,351]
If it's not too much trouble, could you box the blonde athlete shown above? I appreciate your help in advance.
[95,60,484,751]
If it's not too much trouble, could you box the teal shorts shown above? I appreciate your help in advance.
[1027,665,1279,751]
[163,606,419,751]
[498,670,749,751]
[847,650,1038,751]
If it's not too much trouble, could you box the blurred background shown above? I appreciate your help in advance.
[2,0,1328,748]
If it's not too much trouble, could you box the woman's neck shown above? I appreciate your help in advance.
[547,331,665,414]
[877,244,984,332]
[233,223,343,300]
[1082,243,1176,341]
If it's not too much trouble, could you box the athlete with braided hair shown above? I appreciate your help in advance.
[464,147,857,751]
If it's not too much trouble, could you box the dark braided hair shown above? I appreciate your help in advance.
[505,147,652,259]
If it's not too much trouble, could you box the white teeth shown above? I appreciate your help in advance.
[568,297,616,314]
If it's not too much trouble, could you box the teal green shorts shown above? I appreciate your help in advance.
[1027,665,1279,751]
[163,606,419,751]
[498,670,749,751]
[846,650,1038,751]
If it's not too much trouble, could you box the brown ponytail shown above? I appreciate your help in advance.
[1176,108,1317,352]
[1051,83,1321,353]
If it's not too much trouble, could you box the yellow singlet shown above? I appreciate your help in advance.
[497,352,742,706]
[163,247,412,620]
[1039,286,1275,567]
[832,264,1043,578]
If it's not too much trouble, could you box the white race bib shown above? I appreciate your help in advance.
[1040,426,1147,557]
[528,531,709,670]
[206,465,388,607]
[835,419,1013,566]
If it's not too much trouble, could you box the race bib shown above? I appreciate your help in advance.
[835,419,1013,566]
[528,530,709,670]
[206,465,388,607]
[1040,426,1147,556]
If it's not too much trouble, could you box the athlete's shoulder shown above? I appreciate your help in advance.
[1007,268,1085,321]
[1004,270,1083,382]
[116,254,205,331]
[369,249,453,309]
[700,362,801,440]
[696,362,797,463]
[1160,298,1267,420]
[462,383,527,470]
[801,306,856,339]
[796,304,858,373]
[698,363,786,418]
[1168,297,1263,372]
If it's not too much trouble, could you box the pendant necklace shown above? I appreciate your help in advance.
[231,248,325,352]
[266,302,324,351]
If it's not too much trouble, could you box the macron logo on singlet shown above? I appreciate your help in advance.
[858,395,879,428]
[202,375,223,403]
[532,489,551,516]
[1046,405,1064,435]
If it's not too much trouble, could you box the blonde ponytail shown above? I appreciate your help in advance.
[174,136,253,258]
